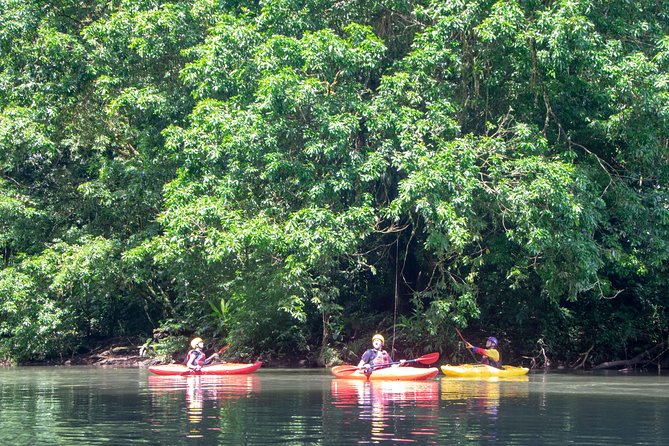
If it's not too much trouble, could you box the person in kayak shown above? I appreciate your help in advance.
[465,336,502,368]
[186,337,220,371]
[357,334,404,373]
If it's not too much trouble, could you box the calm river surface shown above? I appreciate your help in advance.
[1,366,667,445]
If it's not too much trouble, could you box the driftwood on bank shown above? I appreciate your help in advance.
[522,342,551,369]
[64,344,160,367]
[571,344,594,369]
[593,343,667,370]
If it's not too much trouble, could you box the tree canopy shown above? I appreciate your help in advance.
[1,0,668,367]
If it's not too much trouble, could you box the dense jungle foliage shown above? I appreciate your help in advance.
[1,0,668,368]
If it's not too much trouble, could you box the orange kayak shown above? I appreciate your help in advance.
[331,365,439,381]
[148,361,262,376]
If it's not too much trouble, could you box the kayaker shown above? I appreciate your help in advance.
[465,336,502,368]
[186,337,220,371]
[357,334,404,373]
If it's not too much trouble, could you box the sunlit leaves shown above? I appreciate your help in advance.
[1,0,668,364]
[0,236,121,361]
[181,15,262,100]
[0,267,77,362]
[535,0,602,77]
[0,107,56,172]
[0,181,43,255]
[475,0,524,43]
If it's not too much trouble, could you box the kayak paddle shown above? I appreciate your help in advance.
[455,327,469,344]
[206,344,231,365]
[334,352,440,376]
[371,352,440,369]
[455,327,483,362]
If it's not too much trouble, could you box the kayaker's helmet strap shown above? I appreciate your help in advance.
[487,336,498,347]
[190,337,204,348]
[372,334,385,344]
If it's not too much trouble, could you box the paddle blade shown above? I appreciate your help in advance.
[415,352,440,365]
[218,344,231,354]
[332,365,361,376]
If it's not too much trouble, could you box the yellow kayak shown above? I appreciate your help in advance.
[441,364,529,378]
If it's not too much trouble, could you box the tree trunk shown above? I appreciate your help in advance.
[593,343,665,370]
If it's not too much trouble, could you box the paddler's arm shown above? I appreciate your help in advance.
[186,351,200,371]
[357,350,373,371]
[466,343,500,362]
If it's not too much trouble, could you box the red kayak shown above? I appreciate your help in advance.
[148,361,262,376]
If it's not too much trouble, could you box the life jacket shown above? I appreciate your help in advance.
[471,346,502,368]
[366,349,392,368]
[481,349,502,368]
[185,349,205,367]
[481,357,502,368]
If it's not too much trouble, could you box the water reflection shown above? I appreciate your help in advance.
[330,379,439,444]
[2,368,668,445]
[440,376,530,417]
[147,374,260,439]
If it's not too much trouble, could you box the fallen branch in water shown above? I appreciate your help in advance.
[593,342,665,370]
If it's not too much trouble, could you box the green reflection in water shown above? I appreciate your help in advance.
[1,367,668,445]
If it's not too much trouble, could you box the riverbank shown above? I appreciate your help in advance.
[2,338,314,368]
[5,337,668,371]
[8,341,160,368]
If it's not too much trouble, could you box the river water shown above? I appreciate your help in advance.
[0,366,666,445]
